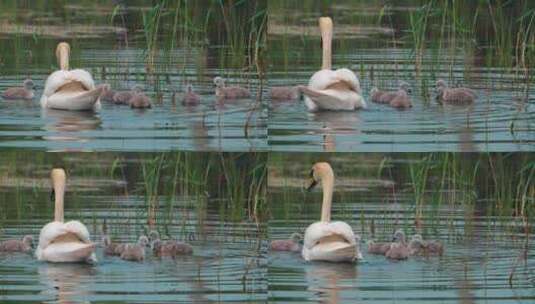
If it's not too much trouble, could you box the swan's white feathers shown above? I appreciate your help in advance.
[303,221,356,248]
[36,220,96,262]
[40,64,101,110]
[302,221,361,262]
[304,69,366,111]
[42,70,95,98]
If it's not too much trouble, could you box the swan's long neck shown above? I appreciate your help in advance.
[319,17,333,70]
[56,43,70,71]
[320,168,334,222]
[51,169,66,222]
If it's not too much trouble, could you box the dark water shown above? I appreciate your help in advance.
[0,153,267,303]
[268,155,535,303]
[268,3,535,152]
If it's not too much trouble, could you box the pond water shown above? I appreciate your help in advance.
[0,153,267,303]
[268,2,535,152]
[0,2,266,152]
[268,154,535,303]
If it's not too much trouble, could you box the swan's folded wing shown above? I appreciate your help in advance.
[64,220,92,243]
[39,241,96,263]
[329,221,357,245]
[301,87,365,111]
[46,86,103,110]
[38,221,68,249]
[332,68,362,94]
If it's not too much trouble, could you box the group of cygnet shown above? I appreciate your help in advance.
[269,162,444,264]
[0,42,252,110]
[102,230,193,262]
[270,16,478,110]
[270,229,444,261]
[0,168,194,265]
[0,231,192,263]
[99,84,152,109]
[1,76,252,108]
[367,229,444,260]
[0,230,193,263]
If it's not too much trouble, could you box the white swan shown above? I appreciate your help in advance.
[302,162,363,262]
[300,17,366,112]
[35,169,97,263]
[40,42,103,111]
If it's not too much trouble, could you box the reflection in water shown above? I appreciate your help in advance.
[458,126,475,152]
[311,111,362,152]
[0,152,267,302]
[305,262,358,304]
[191,119,210,151]
[269,16,535,153]
[42,108,101,142]
[38,263,95,303]
[269,154,535,303]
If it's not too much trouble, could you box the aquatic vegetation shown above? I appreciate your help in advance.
[270,153,535,233]
[0,153,266,302]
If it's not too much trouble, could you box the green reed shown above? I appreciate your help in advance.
[269,153,534,240]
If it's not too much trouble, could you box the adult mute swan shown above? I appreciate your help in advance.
[41,42,103,111]
[35,169,97,263]
[300,17,366,112]
[302,162,363,262]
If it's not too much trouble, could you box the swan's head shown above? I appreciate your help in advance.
[409,234,426,248]
[411,234,423,242]
[50,168,66,196]
[55,42,70,57]
[23,235,34,248]
[186,84,195,93]
[370,87,379,95]
[436,86,446,97]
[138,235,149,247]
[399,81,412,94]
[306,162,334,191]
[55,42,70,70]
[213,77,225,88]
[436,79,447,89]
[148,230,160,242]
[23,79,35,90]
[392,229,406,243]
[290,232,303,243]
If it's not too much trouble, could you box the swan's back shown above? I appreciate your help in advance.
[308,69,360,93]
[36,220,96,263]
[303,221,356,247]
[41,68,101,110]
[302,221,360,262]
[304,69,366,111]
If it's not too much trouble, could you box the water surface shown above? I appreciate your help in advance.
[268,154,535,303]
[0,153,267,303]
[268,2,535,152]
[0,2,266,152]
